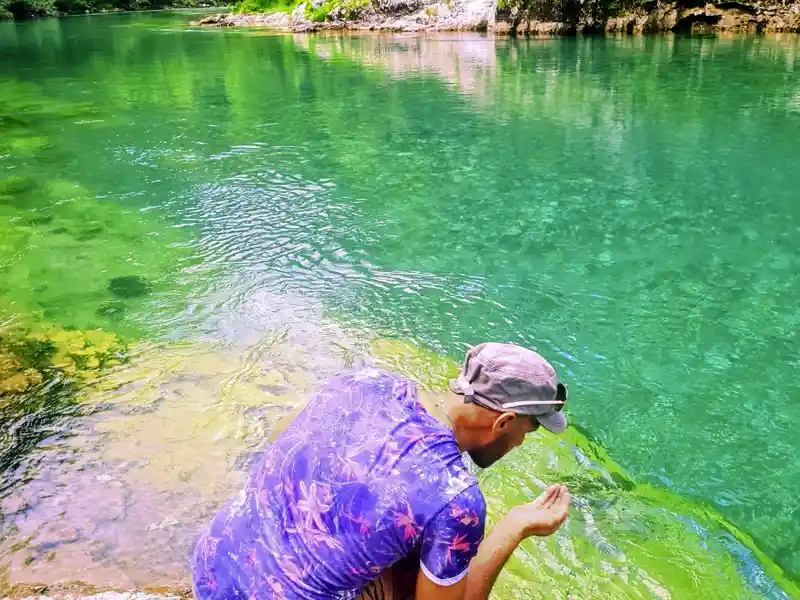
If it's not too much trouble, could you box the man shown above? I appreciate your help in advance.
[193,342,571,600]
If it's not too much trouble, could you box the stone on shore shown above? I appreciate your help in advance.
[191,11,292,27]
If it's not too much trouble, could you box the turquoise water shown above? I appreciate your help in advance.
[1,13,799,596]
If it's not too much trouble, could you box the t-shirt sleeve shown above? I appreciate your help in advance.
[419,484,486,586]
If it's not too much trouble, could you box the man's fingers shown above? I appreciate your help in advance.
[551,485,571,519]
[544,484,566,508]
[515,485,571,537]
[533,484,559,508]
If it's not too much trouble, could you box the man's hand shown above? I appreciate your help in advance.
[416,484,571,600]
[507,484,571,538]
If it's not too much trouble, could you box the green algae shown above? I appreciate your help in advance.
[0,77,194,341]
[0,175,193,339]
[0,322,125,396]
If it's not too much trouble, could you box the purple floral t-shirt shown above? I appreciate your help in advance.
[193,368,486,599]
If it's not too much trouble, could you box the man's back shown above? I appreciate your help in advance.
[193,368,486,600]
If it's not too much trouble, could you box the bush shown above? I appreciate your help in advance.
[232,0,296,12]
[306,0,368,21]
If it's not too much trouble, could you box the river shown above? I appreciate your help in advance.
[0,12,798,599]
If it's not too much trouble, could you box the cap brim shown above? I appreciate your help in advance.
[536,411,567,434]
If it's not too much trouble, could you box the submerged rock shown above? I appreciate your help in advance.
[0,324,124,396]
[108,276,152,299]
[96,300,126,321]
[0,352,43,395]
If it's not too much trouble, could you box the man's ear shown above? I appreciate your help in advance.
[492,412,517,435]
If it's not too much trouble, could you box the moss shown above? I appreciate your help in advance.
[0,176,37,200]
[0,351,43,394]
[35,327,124,378]
[0,323,125,396]
[9,136,50,156]
[232,0,298,12]
[305,0,370,21]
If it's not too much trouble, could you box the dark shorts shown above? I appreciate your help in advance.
[357,552,419,600]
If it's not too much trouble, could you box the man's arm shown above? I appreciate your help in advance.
[415,484,571,600]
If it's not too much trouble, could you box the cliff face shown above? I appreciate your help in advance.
[492,0,800,33]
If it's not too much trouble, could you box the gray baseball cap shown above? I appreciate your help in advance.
[450,342,568,433]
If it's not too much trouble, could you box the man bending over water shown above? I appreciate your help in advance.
[193,342,571,600]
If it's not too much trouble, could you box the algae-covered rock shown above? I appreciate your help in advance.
[0,367,44,395]
[0,173,192,337]
[31,327,124,380]
[0,323,125,396]
[108,276,152,299]
[0,175,37,202]
[0,351,43,394]
[9,135,50,156]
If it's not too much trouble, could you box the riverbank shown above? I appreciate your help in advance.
[192,0,800,33]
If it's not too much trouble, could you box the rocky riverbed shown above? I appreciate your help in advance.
[192,0,800,33]
[3,591,182,600]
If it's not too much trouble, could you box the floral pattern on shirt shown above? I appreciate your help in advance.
[193,369,486,600]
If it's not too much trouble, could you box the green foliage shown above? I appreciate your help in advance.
[306,0,331,20]
[0,0,57,18]
[305,0,369,21]
[232,0,295,13]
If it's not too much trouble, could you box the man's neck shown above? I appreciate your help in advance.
[417,390,464,450]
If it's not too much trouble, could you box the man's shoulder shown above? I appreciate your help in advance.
[321,367,417,398]
[335,367,414,385]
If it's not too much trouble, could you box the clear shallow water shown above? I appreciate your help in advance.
[0,14,799,598]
